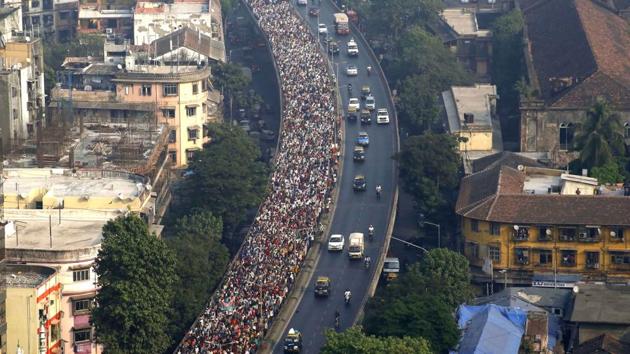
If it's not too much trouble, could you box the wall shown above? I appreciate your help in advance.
[0,70,23,150]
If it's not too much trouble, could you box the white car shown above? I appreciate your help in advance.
[328,234,345,251]
[318,23,328,35]
[297,0,307,5]
[365,95,375,110]
[347,38,359,56]
[377,108,390,124]
[346,65,358,76]
[348,98,360,112]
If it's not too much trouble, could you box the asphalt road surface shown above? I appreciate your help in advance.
[273,1,398,352]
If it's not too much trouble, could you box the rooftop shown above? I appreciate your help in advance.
[443,84,496,132]
[5,218,105,251]
[522,0,630,108]
[151,26,225,62]
[475,287,572,312]
[574,334,630,354]
[441,8,491,37]
[135,1,210,14]
[4,168,147,199]
[5,264,56,288]
[569,284,630,325]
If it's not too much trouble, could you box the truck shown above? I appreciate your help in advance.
[334,13,349,35]
[382,257,400,281]
[348,232,364,259]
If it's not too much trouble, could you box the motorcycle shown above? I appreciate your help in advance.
[364,257,371,269]
[368,226,374,241]
[344,291,352,305]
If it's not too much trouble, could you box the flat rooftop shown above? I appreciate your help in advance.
[128,64,203,74]
[570,284,630,325]
[5,264,56,288]
[442,9,491,37]
[443,84,496,132]
[5,218,104,251]
[135,1,210,14]
[4,168,146,199]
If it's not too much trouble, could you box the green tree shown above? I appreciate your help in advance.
[417,249,473,308]
[210,61,251,94]
[396,134,460,216]
[92,215,177,354]
[166,210,229,338]
[321,326,432,354]
[491,10,524,116]
[185,123,268,238]
[591,161,625,184]
[577,99,626,169]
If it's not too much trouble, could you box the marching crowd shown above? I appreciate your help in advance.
[178,0,339,352]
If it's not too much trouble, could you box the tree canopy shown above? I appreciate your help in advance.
[416,248,474,308]
[92,214,177,354]
[577,99,626,170]
[397,133,460,216]
[185,123,268,238]
[321,326,432,354]
[491,10,524,117]
[166,210,229,339]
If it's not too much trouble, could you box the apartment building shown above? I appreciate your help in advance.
[457,155,630,285]
[5,263,62,354]
[4,0,78,42]
[77,0,132,38]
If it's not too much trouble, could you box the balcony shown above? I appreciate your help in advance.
[514,248,530,266]
[512,226,529,242]
[559,229,576,242]
[560,251,577,267]
[577,228,600,243]
[538,227,553,242]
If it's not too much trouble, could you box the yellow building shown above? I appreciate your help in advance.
[5,264,62,354]
[456,155,630,285]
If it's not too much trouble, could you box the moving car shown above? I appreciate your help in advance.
[318,23,327,35]
[284,328,303,353]
[314,276,331,296]
[377,108,390,124]
[356,131,369,146]
[353,175,367,191]
[360,109,371,125]
[365,95,375,111]
[297,0,307,4]
[347,38,358,56]
[308,7,320,16]
[353,146,365,161]
[328,40,340,55]
[348,98,360,112]
[346,64,358,76]
[328,234,345,251]
[347,112,358,122]
[360,85,371,100]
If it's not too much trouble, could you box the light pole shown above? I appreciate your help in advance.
[498,269,508,288]
[418,214,441,248]
[391,236,429,254]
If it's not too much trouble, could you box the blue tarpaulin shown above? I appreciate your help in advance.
[453,304,527,354]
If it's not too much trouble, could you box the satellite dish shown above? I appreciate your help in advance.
[513,225,520,231]
[546,228,552,236]
[611,231,617,237]
[117,64,123,70]
[573,286,579,294]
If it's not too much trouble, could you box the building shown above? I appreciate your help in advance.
[567,284,630,347]
[2,167,166,354]
[476,287,572,318]
[3,0,78,42]
[0,32,46,152]
[595,0,630,20]
[442,84,501,170]
[5,263,61,354]
[455,304,528,354]
[0,165,5,354]
[150,26,226,64]
[518,0,630,164]
[77,0,133,38]
[574,334,630,354]
[456,155,630,285]
[133,0,222,46]
[437,8,493,81]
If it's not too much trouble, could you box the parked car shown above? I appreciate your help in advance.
[328,234,345,251]
[348,98,360,112]
[376,108,390,124]
[353,175,367,191]
[356,131,369,146]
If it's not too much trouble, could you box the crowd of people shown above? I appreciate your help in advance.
[178,0,339,352]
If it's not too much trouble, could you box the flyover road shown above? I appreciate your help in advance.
[273,1,398,352]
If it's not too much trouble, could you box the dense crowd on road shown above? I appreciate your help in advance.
[178,0,338,352]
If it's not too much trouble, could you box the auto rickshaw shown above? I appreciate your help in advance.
[284,328,303,353]
[314,276,331,297]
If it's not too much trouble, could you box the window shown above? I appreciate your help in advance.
[625,122,630,139]
[559,228,576,241]
[538,226,552,241]
[140,84,151,96]
[186,106,197,117]
[513,226,529,241]
[578,227,600,242]
[162,109,175,118]
[560,250,576,267]
[11,87,17,97]
[59,11,69,20]
[169,130,176,144]
[107,19,117,28]
[168,151,177,164]
[12,109,17,120]
[488,246,500,263]
[202,103,207,113]
[538,250,552,265]
[559,122,574,151]
[192,83,199,94]
[125,85,130,95]
[611,227,625,241]
[470,219,479,233]
[73,299,91,314]
[186,150,197,161]
[188,129,198,141]
[515,248,530,265]
[612,253,630,265]
[74,328,91,342]
[586,252,599,269]
[465,242,479,259]
[31,16,40,25]
[31,0,40,8]
[87,19,97,29]
[163,84,178,96]
[202,80,208,91]
[490,223,500,236]
[73,268,90,282]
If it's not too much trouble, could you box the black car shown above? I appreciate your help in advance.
[328,41,340,55]
[347,112,358,122]
[353,146,365,161]
[360,109,371,125]
[353,175,367,191]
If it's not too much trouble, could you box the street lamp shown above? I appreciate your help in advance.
[498,269,508,288]
[418,214,441,248]
[391,236,429,254]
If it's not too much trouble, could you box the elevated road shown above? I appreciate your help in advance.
[273,1,399,352]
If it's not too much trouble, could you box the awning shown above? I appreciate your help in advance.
[186,104,199,108]
[188,125,201,130]
[186,147,201,152]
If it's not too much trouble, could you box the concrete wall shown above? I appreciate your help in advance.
[0,70,24,150]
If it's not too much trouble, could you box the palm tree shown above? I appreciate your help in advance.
[576,98,625,169]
